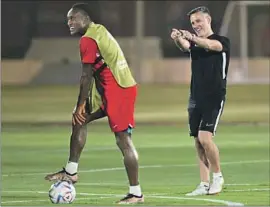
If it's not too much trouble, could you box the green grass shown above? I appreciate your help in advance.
[1,124,269,206]
[1,84,269,205]
[2,84,269,123]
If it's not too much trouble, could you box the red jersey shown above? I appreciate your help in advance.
[80,37,118,89]
[79,36,137,132]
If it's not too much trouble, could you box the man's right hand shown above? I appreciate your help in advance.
[171,29,191,52]
[72,105,77,126]
[72,102,87,126]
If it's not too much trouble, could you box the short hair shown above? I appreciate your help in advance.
[72,3,91,18]
[187,6,211,17]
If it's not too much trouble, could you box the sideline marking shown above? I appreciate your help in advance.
[2,159,269,177]
[75,183,267,186]
[1,191,244,206]
[225,188,269,192]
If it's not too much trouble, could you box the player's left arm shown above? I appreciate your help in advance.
[191,35,230,52]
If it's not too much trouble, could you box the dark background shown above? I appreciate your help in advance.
[2,1,269,59]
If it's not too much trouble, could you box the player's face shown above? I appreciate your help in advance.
[67,9,86,35]
[190,12,211,37]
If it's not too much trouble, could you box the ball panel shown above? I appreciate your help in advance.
[48,181,76,204]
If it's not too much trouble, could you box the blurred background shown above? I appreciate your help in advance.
[1,0,269,123]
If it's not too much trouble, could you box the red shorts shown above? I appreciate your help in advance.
[101,85,137,132]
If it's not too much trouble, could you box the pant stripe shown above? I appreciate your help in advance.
[213,100,224,135]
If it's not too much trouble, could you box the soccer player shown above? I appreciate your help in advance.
[45,3,144,204]
[171,6,230,196]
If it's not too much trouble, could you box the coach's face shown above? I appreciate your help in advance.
[67,9,86,35]
[190,12,211,37]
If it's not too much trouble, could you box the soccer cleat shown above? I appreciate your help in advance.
[208,176,224,195]
[45,168,78,184]
[185,183,209,196]
[117,193,144,204]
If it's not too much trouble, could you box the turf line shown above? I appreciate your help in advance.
[2,159,269,177]
[1,191,244,206]
[225,188,270,192]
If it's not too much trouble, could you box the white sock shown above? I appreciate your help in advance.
[129,185,142,197]
[65,161,78,175]
[200,181,210,188]
[213,172,223,178]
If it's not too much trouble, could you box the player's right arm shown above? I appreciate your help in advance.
[171,28,191,52]
[73,37,98,125]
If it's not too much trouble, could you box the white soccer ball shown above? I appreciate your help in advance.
[48,181,76,204]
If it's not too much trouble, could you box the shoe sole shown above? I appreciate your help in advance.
[185,193,208,196]
[45,176,78,184]
[117,198,144,204]
[118,201,144,204]
[208,190,222,195]
[208,188,223,195]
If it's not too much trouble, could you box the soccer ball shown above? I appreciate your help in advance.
[48,181,76,204]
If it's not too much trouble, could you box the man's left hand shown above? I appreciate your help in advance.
[179,30,194,41]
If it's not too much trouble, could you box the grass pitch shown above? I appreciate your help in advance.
[1,84,269,206]
[2,84,269,123]
[1,124,269,206]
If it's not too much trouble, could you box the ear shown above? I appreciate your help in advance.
[81,15,89,25]
[206,14,212,24]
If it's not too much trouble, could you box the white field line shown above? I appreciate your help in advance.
[75,183,269,187]
[0,196,114,204]
[2,159,269,177]
[225,188,270,192]
[1,191,244,206]
[225,183,268,186]
[11,140,270,154]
